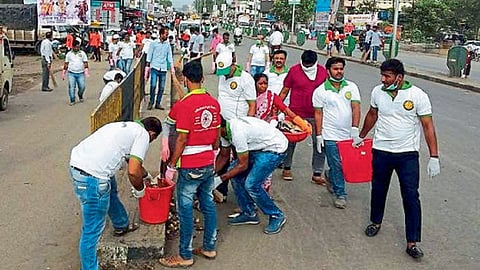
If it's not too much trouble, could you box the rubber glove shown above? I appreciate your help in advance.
[161,137,170,162]
[427,157,440,177]
[211,61,216,73]
[165,165,177,182]
[144,67,150,80]
[351,127,363,146]
[143,172,153,182]
[84,68,90,77]
[170,66,175,76]
[131,184,145,198]
[316,135,324,153]
[292,116,312,135]
[61,70,66,80]
[245,62,251,73]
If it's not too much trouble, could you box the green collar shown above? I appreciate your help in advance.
[382,80,412,92]
[233,65,243,77]
[269,65,288,75]
[324,79,348,93]
[182,88,208,100]
[134,119,144,127]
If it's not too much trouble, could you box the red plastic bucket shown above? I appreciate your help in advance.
[337,139,373,183]
[138,178,175,224]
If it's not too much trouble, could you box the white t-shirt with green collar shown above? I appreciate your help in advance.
[70,121,150,179]
[370,81,432,153]
[312,79,361,141]
[265,65,289,104]
[218,65,256,120]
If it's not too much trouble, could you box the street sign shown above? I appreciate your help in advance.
[101,1,115,12]
[221,4,226,11]
[203,7,207,13]
[213,4,218,11]
[288,0,300,5]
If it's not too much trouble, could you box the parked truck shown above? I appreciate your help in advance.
[0,4,67,53]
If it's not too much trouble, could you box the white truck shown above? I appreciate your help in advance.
[0,35,13,111]
[0,4,67,54]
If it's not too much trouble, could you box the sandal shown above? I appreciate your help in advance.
[159,255,194,268]
[193,248,216,260]
[365,223,381,237]
[113,223,139,237]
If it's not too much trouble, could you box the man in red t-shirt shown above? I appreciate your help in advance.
[159,61,220,268]
[279,50,328,184]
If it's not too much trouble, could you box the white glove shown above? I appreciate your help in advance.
[351,127,363,146]
[269,119,278,128]
[427,157,440,177]
[143,172,153,182]
[165,165,177,181]
[316,135,324,153]
[131,184,145,198]
[214,175,223,189]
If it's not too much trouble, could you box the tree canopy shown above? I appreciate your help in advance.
[271,0,316,27]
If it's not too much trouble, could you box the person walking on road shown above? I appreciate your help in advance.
[216,116,288,234]
[210,28,223,73]
[214,52,257,202]
[117,33,135,74]
[41,31,54,92]
[214,32,236,72]
[361,24,373,63]
[279,50,328,183]
[69,117,162,270]
[358,59,440,259]
[268,25,284,56]
[159,61,221,268]
[189,27,204,63]
[369,25,382,63]
[62,40,89,105]
[108,34,121,70]
[246,34,270,77]
[312,57,361,209]
[144,27,174,110]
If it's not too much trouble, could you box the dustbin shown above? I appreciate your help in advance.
[316,32,326,50]
[447,46,467,77]
[382,36,399,60]
[283,31,290,43]
[343,35,356,56]
[296,31,306,46]
[253,27,258,36]
[261,27,268,37]
[139,178,176,224]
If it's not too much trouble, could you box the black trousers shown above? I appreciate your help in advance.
[370,149,422,242]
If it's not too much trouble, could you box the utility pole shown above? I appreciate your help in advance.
[392,0,399,53]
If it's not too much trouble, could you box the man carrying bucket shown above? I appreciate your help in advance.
[358,59,440,259]
[69,117,162,270]
[312,57,362,209]
[160,61,221,268]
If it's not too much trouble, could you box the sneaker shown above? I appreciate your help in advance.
[334,196,347,209]
[311,175,326,186]
[228,213,260,226]
[406,245,424,259]
[282,170,293,181]
[365,223,381,237]
[79,98,84,103]
[147,103,153,110]
[69,101,75,106]
[264,215,286,235]
[324,170,334,194]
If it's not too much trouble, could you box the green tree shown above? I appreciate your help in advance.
[156,0,172,7]
[271,0,316,27]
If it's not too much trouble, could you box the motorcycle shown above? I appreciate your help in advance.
[234,34,242,46]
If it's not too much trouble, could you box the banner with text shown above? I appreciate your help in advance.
[315,0,330,31]
[38,0,90,25]
[91,1,121,29]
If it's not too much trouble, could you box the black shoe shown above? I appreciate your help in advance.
[42,88,53,92]
[365,223,381,237]
[147,103,153,110]
[155,105,165,110]
[406,245,424,259]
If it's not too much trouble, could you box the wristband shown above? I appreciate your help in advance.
[430,155,439,158]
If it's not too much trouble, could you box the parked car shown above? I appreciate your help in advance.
[463,40,480,50]
[0,35,14,111]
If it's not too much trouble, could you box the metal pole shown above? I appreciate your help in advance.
[392,0,399,56]
[253,0,257,32]
[290,3,296,43]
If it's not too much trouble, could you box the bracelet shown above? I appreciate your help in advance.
[430,155,439,158]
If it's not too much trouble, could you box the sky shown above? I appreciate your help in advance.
[173,0,193,9]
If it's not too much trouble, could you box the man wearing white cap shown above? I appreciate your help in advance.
[214,52,256,202]
[108,34,120,70]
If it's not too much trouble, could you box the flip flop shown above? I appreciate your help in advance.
[113,223,139,237]
[192,248,216,260]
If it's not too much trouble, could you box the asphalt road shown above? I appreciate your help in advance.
[0,39,479,270]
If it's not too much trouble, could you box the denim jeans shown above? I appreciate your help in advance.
[284,117,326,175]
[231,151,285,217]
[324,140,347,198]
[372,46,379,61]
[250,65,265,77]
[370,149,421,242]
[68,72,86,103]
[70,167,129,270]
[41,58,50,90]
[121,58,133,74]
[177,165,217,260]
[149,69,167,106]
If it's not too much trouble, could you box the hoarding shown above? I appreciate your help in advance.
[37,0,91,25]
[91,0,121,29]
[343,13,379,29]
[315,0,330,31]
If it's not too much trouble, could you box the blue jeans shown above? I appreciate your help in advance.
[231,151,285,217]
[324,140,347,198]
[68,72,86,103]
[372,46,379,61]
[284,117,326,175]
[70,167,129,270]
[149,69,167,106]
[121,58,133,74]
[370,149,421,242]
[250,65,265,77]
[177,165,217,260]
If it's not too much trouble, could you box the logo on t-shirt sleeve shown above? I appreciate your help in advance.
[344,91,352,100]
